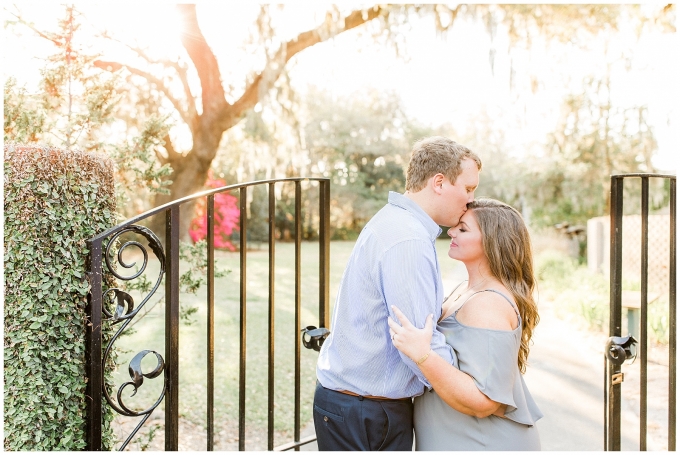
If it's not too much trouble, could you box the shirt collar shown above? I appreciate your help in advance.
[388,191,442,241]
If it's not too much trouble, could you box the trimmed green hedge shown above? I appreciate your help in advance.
[4,143,117,450]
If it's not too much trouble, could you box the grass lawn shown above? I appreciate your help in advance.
[110,238,466,448]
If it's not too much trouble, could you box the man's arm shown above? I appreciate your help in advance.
[379,239,455,385]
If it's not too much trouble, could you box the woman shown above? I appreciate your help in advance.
[388,198,542,450]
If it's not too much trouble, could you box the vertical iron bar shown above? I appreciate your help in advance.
[207,195,215,451]
[239,187,247,451]
[165,206,180,451]
[640,177,649,450]
[85,239,103,451]
[268,183,276,451]
[319,180,330,329]
[609,175,624,451]
[670,177,677,451]
[604,355,608,451]
[294,181,302,451]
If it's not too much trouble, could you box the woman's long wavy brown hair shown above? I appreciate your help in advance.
[467,198,539,374]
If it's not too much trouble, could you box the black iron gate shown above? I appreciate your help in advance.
[85,178,331,451]
[605,173,676,450]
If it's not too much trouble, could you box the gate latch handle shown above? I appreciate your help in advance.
[605,334,638,366]
[301,326,330,352]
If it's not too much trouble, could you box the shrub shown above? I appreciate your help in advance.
[535,249,608,331]
[189,171,239,250]
[4,143,117,450]
[535,248,669,345]
[535,249,578,291]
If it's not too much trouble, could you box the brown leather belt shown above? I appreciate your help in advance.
[336,389,412,402]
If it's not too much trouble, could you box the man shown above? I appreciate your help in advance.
[313,136,482,450]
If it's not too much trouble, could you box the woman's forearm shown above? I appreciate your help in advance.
[387,307,503,418]
[417,351,502,418]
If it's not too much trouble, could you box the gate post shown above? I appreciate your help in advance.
[670,177,677,451]
[85,238,103,451]
[165,206,180,450]
[319,179,331,329]
[606,175,624,451]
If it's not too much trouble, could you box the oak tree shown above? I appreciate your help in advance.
[89,4,646,236]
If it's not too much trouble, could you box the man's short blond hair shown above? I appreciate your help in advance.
[405,136,482,192]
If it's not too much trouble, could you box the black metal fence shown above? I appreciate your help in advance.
[605,173,676,451]
[85,178,331,451]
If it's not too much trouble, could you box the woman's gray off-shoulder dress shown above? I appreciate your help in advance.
[414,289,543,451]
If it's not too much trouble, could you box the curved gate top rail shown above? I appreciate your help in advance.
[86,177,331,451]
[605,172,676,451]
[88,177,330,243]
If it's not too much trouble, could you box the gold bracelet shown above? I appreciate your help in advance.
[415,349,432,366]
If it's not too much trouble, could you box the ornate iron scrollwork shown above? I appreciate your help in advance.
[101,225,166,451]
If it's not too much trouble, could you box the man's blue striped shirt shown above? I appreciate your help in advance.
[316,191,456,399]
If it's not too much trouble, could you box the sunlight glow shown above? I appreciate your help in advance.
[3,4,677,171]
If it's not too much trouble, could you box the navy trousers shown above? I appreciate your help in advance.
[313,382,414,451]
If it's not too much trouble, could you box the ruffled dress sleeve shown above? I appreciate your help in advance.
[445,320,544,426]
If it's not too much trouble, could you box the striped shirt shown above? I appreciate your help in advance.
[316,191,455,399]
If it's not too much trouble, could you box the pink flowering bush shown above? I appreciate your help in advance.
[189,171,240,250]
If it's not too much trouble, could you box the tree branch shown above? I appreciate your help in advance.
[7,9,62,46]
[176,4,228,117]
[169,61,198,124]
[161,133,181,164]
[93,60,194,129]
[99,35,199,123]
[231,6,384,117]
[154,145,168,166]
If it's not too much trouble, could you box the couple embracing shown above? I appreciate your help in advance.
[313,137,543,451]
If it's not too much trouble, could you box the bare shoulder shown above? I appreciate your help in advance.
[456,290,518,331]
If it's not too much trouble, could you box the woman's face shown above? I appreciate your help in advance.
[447,210,485,264]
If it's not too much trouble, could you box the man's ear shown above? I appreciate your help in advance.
[432,173,445,194]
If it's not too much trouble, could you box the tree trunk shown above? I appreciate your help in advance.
[149,129,221,240]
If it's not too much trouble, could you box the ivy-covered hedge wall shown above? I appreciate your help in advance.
[4,143,117,450]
